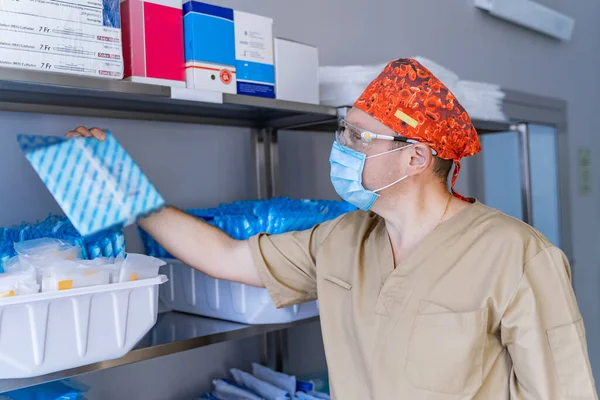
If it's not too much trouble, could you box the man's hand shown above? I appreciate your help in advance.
[65,126,107,140]
[63,126,264,288]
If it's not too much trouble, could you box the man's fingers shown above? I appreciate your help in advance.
[89,128,107,141]
[75,126,92,137]
[65,131,82,138]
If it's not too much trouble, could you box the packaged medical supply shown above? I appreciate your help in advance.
[184,1,237,94]
[40,259,110,292]
[252,363,296,397]
[231,368,290,400]
[120,0,185,87]
[18,133,166,237]
[0,0,123,78]
[296,380,315,393]
[274,38,319,104]
[0,263,39,297]
[4,378,90,400]
[114,253,164,283]
[213,379,264,400]
[141,199,355,257]
[234,11,275,98]
[14,238,82,268]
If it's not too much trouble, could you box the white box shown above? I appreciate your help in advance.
[274,38,319,104]
[160,259,319,325]
[234,11,275,98]
[0,276,166,378]
[0,0,124,78]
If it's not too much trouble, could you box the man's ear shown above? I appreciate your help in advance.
[406,143,434,176]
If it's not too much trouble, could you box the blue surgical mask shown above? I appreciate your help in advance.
[329,141,412,211]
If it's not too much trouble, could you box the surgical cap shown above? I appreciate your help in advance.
[354,58,481,201]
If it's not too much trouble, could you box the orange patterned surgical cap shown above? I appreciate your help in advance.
[354,58,481,202]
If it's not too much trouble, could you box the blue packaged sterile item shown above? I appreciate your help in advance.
[140,198,355,258]
[296,380,315,393]
[295,393,321,400]
[252,363,296,397]
[0,214,126,266]
[213,378,264,400]
[4,378,89,400]
[231,368,290,400]
[18,132,165,238]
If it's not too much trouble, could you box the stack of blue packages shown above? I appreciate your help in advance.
[0,214,126,272]
[141,198,356,258]
[196,363,330,400]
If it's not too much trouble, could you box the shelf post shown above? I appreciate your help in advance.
[512,123,534,226]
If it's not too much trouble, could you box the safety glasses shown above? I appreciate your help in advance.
[335,119,437,155]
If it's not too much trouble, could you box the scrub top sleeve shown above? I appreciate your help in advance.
[501,246,598,400]
[249,215,345,309]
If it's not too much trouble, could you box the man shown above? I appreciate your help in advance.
[68,59,596,399]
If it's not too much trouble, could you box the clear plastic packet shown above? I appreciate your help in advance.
[0,256,39,297]
[40,259,110,292]
[78,257,119,283]
[114,254,165,283]
[14,238,82,269]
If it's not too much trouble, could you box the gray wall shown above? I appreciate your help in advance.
[1,0,600,398]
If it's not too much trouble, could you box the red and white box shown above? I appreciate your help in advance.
[120,0,185,87]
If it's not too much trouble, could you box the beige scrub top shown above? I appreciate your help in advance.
[249,202,598,400]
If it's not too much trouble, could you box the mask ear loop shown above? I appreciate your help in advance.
[367,144,414,193]
[366,144,413,160]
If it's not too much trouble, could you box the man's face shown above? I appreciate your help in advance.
[344,108,412,194]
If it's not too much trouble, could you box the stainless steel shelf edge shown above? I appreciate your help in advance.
[0,68,337,129]
[0,68,169,96]
[0,312,320,393]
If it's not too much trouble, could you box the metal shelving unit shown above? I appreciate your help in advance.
[0,67,571,392]
[0,312,319,393]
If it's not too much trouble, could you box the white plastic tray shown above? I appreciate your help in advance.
[160,259,319,325]
[0,275,167,379]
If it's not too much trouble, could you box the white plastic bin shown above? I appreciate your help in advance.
[0,275,167,378]
[160,259,319,324]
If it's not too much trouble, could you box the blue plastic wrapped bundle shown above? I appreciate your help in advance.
[4,378,89,400]
[0,214,126,266]
[141,198,356,258]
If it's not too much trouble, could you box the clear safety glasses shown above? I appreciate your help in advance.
[335,119,437,155]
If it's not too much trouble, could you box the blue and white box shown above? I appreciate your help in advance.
[183,1,237,94]
[234,11,275,98]
[18,133,165,237]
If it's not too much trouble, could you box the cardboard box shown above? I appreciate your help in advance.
[234,11,275,98]
[183,1,236,93]
[0,0,123,78]
[18,133,165,237]
[274,38,319,104]
[120,0,185,87]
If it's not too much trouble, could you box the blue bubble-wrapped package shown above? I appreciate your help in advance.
[140,198,356,258]
[0,214,126,271]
